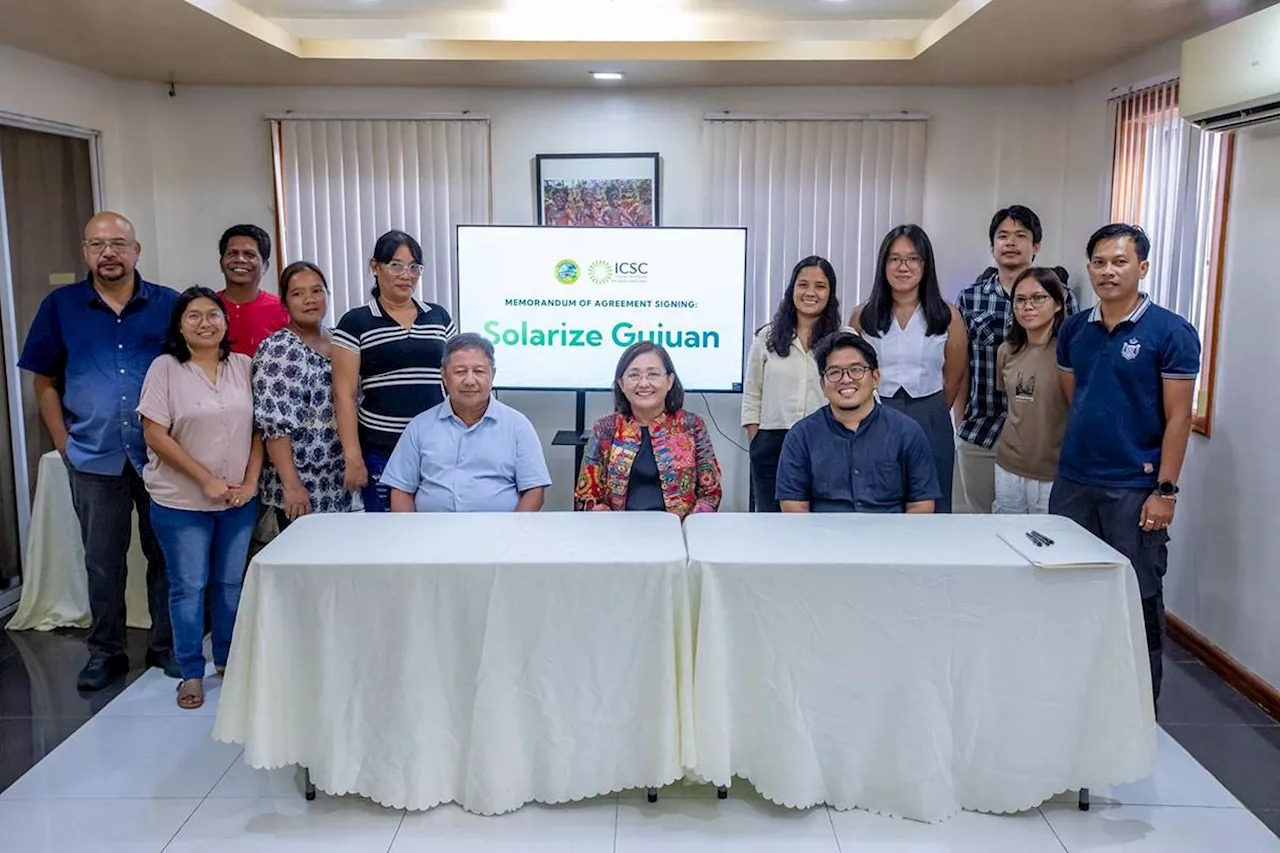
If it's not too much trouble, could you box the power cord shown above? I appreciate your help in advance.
[700,393,749,453]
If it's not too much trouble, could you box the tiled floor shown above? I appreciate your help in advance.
[4,623,1280,852]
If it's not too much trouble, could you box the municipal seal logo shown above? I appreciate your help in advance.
[588,260,614,285]
[554,259,580,285]
[1121,338,1141,361]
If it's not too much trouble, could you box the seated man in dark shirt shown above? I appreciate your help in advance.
[776,330,941,513]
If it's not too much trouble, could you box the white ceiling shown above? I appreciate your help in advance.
[0,0,1272,88]
[242,0,954,21]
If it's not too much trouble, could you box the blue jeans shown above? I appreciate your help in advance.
[150,500,259,680]
[361,449,393,513]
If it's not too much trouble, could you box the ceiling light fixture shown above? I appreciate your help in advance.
[591,71,626,81]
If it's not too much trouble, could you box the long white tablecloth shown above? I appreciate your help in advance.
[684,513,1156,823]
[7,451,150,632]
[213,511,694,815]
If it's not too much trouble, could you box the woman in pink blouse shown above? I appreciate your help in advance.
[138,287,263,710]
[574,342,722,518]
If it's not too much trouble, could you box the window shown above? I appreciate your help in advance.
[1108,80,1235,436]
[271,118,492,322]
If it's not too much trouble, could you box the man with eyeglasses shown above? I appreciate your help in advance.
[19,212,180,690]
[215,224,289,356]
[775,331,941,514]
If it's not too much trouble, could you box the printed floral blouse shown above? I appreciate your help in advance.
[252,329,357,514]
[574,410,722,518]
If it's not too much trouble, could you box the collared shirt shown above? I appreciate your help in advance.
[333,296,455,453]
[775,403,942,513]
[379,397,551,513]
[137,354,255,511]
[18,275,178,476]
[957,268,1078,448]
[1057,295,1200,490]
[740,325,829,430]
[217,289,290,357]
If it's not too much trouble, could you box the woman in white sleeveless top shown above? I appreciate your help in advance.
[850,225,968,512]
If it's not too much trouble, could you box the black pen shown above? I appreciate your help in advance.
[1031,530,1055,546]
[1025,531,1045,548]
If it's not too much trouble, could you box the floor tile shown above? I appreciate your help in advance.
[0,796,201,853]
[1159,659,1277,726]
[0,714,241,800]
[1164,639,1199,664]
[1048,727,1242,809]
[209,759,310,799]
[0,716,90,792]
[96,666,218,718]
[1041,803,1280,852]
[0,637,146,718]
[1163,724,1280,810]
[615,797,840,852]
[164,797,405,853]
[390,800,618,852]
[829,808,1064,852]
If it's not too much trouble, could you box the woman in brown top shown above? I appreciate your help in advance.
[994,268,1071,513]
[139,286,263,709]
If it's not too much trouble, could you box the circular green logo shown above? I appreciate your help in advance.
[555,259,580,285]
[588,260,613,285]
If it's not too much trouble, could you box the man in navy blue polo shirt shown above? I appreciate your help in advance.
[1050,223,1200,706]
[19,212,180,690]
[776,330,941,513]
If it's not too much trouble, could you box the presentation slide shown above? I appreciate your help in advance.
[456,225,747,391]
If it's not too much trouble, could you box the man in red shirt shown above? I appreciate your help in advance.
[216,224,290,356]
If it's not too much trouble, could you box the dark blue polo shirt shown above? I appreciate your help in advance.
[1057,296,1200,490]
[19,275,178,476]
[775,403,941,513]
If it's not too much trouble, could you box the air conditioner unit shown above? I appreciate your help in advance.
[1181,2,1280,132]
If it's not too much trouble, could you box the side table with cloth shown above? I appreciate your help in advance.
[8,451,150,632]
[685,513,1155,823]
[213,511,694,815]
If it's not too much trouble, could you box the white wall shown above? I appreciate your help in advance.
[2,44,1090,513]
[1062,40,1280,689]
[0,45,160,267]
[121,80,1077,509]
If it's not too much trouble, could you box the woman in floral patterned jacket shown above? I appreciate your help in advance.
[575,342,722,518]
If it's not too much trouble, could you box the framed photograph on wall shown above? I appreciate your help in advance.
[535,152,660,227]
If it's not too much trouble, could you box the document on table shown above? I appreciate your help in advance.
[996,530,1127,570]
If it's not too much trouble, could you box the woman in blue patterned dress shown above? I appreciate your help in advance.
[253,262,358,529]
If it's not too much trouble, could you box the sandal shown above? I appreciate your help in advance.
[176,679,204,710]
[215,666,226,677]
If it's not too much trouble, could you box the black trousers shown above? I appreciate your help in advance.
[1050,478,1168,704]
[749,429,789,513]
[66,462,173,661]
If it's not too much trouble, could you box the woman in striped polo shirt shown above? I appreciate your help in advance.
[333,230,456,512]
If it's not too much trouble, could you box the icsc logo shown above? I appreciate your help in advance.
[588,260,614,285]
[554,259,580,285]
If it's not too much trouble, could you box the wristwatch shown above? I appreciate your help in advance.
[1155,480,1180,498]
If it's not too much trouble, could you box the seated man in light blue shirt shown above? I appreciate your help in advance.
[381,333,551,512]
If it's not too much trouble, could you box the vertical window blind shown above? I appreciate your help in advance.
[272,118,491,322]
[703,118,928,340]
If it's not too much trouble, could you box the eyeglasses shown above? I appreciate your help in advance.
[887,255,923,270]
[623,370,667,385]
[183,310,226,326]
[1013,293,1052,308]
[823,365,871,383]
[84,238,133,255]
[382,260,425,279]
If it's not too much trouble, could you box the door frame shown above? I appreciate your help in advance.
[0,111,104,581]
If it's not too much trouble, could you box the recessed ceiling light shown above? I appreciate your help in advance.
[591,71,625,81]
